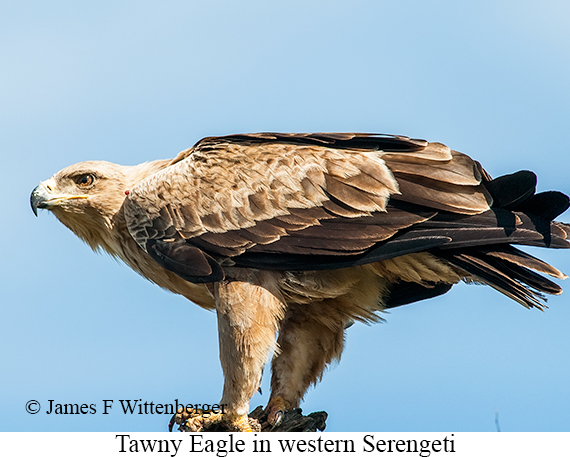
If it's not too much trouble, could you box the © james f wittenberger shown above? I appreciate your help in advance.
[25,399,225,416]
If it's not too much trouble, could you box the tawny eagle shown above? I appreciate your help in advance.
[30,133,569,431]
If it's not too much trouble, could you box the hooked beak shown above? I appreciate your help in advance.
[30,179,88,216]
[30,182,50,217]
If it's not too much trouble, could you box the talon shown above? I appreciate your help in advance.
[270,410,284,430]
[265,396,290,427]
[168,414,176,432]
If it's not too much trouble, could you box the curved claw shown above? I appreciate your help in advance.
[168,414,176,432]
[269,410,284,431]
[266,396,291,428]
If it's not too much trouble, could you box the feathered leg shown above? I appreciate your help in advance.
[181,270,285,431]
[265,299,350,426]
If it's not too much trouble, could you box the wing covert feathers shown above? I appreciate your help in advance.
[123,133,569,309]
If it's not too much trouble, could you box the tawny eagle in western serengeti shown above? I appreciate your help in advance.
[31,133,570,431]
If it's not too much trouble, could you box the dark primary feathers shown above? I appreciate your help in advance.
[124,133,570,310]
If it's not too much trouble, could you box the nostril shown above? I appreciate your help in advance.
[45,184,53,192]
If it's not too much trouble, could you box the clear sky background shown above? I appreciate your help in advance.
[1,0,570,432]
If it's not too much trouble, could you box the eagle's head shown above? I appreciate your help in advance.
[30,161,132,251]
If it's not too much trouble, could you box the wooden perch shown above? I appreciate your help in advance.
[171,406,328,432]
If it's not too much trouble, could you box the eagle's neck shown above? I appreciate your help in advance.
[102,159,173,259]
[97,159,217,310]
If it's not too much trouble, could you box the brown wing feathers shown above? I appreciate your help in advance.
[127,133,569,308]
[147,239,224,283]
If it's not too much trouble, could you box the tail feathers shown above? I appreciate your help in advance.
[440,246,565,310]
[431,169,569,309]
[481,245,567,279]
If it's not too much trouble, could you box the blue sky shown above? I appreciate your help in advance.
[2,0,570,432]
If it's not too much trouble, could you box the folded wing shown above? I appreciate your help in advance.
[123,133,569,308]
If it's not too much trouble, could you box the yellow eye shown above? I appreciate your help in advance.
[76,174,94,188]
